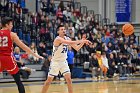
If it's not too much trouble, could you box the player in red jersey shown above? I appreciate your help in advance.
[0,17,43,93]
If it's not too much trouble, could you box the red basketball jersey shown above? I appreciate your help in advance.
[0,29,13,56]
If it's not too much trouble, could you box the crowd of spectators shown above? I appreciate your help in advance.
[0,0,140,79]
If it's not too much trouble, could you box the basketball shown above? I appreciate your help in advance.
[122,23,134,36]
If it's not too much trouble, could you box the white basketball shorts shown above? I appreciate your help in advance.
[48,61,70,77]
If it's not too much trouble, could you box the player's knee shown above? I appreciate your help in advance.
[45,80,52,85]
[44,77,53,85]
[65,76,72,84]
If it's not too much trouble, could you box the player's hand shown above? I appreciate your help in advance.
[38,56,44,59]
[84,40,92,45]
[87,40,92,45]
[36,54,44,59]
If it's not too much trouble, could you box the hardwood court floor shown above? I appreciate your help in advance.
[0,78,140,93]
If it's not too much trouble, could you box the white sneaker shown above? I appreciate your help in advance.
[60,77,65,81]
[114,73,118,77]
[31,69,36,73]
[21,67,27,70]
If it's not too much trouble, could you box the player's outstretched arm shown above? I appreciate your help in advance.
[11,32,44,59]
[70,42,85,51]
[70,40,92,51]
[56,37,83,45]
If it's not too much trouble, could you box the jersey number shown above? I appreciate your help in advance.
[61,47,68,53]
[0,36,8,47]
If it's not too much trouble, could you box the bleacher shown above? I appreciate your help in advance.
[0,65,46,83]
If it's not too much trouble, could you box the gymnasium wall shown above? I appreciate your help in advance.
[25,0,140,23]
[78,0,99,14]
[135,0,140,23]
[79,0,140,23]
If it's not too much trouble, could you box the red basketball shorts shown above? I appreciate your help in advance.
[0,56,19,75]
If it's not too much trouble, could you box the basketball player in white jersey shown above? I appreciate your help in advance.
[41,25,92,93]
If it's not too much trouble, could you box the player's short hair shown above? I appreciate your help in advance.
[1,17,13,27]
[57,25,64,31]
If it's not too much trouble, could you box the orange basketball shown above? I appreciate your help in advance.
[122,23,134,36]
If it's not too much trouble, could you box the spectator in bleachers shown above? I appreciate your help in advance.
[120,43,128,54]
[118,37,124,52]
[116,53,124,77]
[38,15,45,28]
[79,45,89,63]
[89,53,101,80]
[101,52,109,78]
[63,7,68,18]
[71,12,77,23]
[45,16,50,25]
[3,2,12,17]
[16,3,22,15]
[56,18,61,27]
[31,12,39,25]
[133,44,139,52]
[15,3,22,27]
[67,1,73,10]
[68,22,75,39]
[63,7,72,22]
[98,42,108,53]
[14,47,35,79]
[79,33,89,63]
[88,33,97,43]
[56,7,63,21]
[110,32,116,44]
[65,22,69,36]
[110,25,117,32]
[11,3,16,17]
[39,15,48,42]
[108,53,116,78]
[37,10,43,20]
[107,42,115,53]
[127,54,134,76]
[96,51,104,79]
[86,24,94,35]
[28,42,39,64]
[131,49,139,68]
[87,43,96,56]
[14,47,24,67]
[48,22,54,40]
[93,24,99,35]
[40,0,47,13]
[74,8,81,17]
[94,19,99,26]
[101,35,110,45]
[121,53,129,76]
[129,34,137,44]
[42,55,52,79]
[89,17,95,26]
[127,44,133,53]
[67,46,75,76]
[75,17,82,32]
[37,42,48,59]
[49,0,56,15]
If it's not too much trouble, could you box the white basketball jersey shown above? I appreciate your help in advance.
[51,36,69,62]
